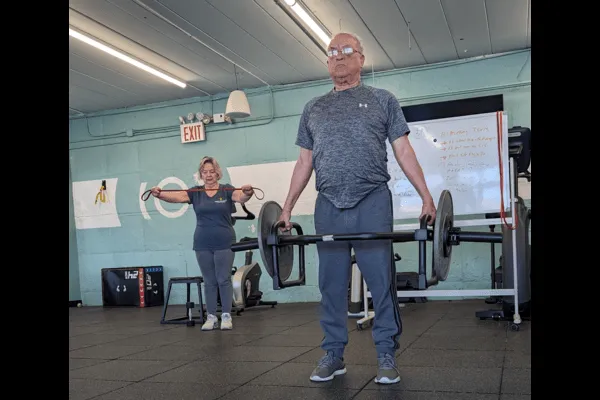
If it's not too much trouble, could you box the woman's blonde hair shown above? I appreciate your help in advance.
[197,156,223,181]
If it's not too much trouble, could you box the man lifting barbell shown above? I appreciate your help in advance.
[277,32,436,385]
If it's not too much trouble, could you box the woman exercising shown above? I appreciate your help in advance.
[150,156,255,330]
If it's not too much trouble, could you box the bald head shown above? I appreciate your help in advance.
[330,32,363,53]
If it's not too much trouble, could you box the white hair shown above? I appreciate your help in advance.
[330,32,364,54]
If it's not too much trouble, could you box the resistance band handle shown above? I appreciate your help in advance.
[141,190,153,201]
[232,204,256,222]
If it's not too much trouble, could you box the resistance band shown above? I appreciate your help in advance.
[141,186,264,201]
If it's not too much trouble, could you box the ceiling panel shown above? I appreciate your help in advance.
[302,0,396,71]
[69,8,210,94]
[69,85,129,113]
[153,0,308,84]
[70,2,236,93]
[104,0,268,90]
[393,0,459,63]
[348,0,426,68]
[254,0,330,64]
[441,0,492,58]
[69,51,161,96]
[69,69,141,104]
[68,0,531,116]
[206,0,327,81]
[69,37,202,101]
[69,52,202,109]
[485,0,529,53]
[69,38,177,91]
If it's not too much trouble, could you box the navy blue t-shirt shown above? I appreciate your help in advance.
[187,184,237,251]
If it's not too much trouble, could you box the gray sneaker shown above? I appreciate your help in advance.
[374,353,401,384]
[309,352,347,382]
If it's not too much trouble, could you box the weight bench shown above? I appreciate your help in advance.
[160,276,205,327]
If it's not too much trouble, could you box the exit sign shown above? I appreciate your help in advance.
[180,122,206,144]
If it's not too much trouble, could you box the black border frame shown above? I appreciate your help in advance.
[19,1,588,395]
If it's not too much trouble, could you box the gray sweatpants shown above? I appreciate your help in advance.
[315,185,402,358]
[195,249,234,315]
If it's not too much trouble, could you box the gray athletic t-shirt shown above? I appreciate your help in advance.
[295,83,410,209]
[187,184,237,251]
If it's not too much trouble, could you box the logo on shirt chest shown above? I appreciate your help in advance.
[214,196,227,204]
[359,103,368,108]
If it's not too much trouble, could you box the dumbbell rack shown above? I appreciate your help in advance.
[352,158,523,331]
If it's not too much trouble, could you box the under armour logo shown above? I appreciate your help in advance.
[359,103,368,108]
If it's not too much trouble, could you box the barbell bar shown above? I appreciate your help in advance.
[230,190,504,290]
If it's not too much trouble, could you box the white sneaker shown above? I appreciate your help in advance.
[201,314,219,331]
[220,313,233,330]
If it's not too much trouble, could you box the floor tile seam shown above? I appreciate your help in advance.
[69,359,111,371]
[213,346,320,400]
[69,357,198,385]
[361,388,508,394]
[121,358,201,387]
[214,382,503,395]
[278,345,322,363]
[497,323,510,397]
[69,342,173,359]
[69,327,176,343]
[84,382,137,400]
[352,364,504,371]
[69,377,139,383]
[69,333,173,350]
[264,322,321,334]
[69,343,197,364]
[233,332,294,346]
[400,348,506,353]
[402,312,448,352]
[165,336,250,348]
[109,340,191,360]
[409,346,508,351]
[170,359,316,364]
[69,328,114,338]
[348,371,377,400]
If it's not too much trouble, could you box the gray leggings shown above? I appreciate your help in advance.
[195,249,234,315]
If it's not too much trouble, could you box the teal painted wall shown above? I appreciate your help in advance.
[69,50,531,306]
[69,163,82,302]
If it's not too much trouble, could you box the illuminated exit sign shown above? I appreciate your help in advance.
[180,121,206,144]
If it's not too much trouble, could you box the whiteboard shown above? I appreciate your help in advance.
[387,112,511,220]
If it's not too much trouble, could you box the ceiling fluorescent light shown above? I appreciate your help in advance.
[68,28,186,88]
[283,0,331,47]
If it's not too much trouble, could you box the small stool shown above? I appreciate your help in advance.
[160,276,205,327]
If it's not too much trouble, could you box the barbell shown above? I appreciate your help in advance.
[230,189,503,290]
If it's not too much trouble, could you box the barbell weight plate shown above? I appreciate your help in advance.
[432,189,453,281]
[256,201,295,282]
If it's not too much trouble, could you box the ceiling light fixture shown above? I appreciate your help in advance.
[282,0,331,47]
[69,28,187,89]
[225,64,251,119]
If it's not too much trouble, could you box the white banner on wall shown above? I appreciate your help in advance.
[227,161,318,216]
[72,178,121,229]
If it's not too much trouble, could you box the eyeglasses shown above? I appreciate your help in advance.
[327,46,360,57]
